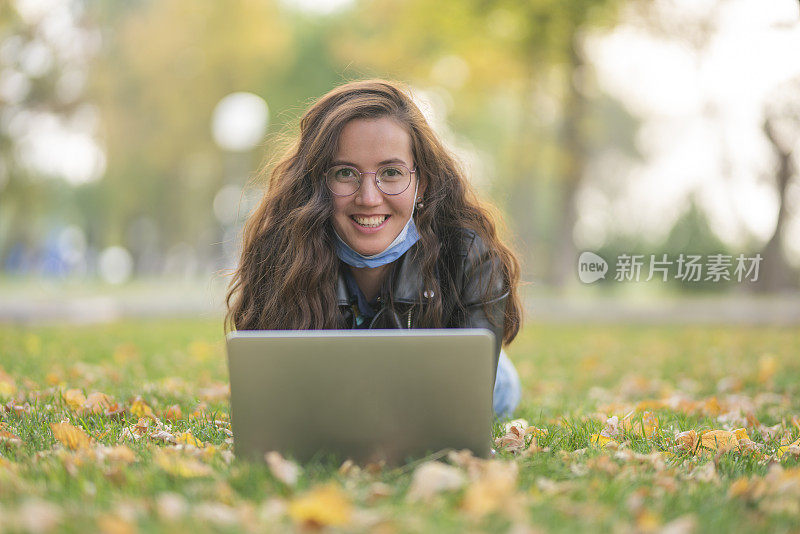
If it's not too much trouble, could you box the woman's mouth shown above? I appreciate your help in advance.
[350,215,389,228]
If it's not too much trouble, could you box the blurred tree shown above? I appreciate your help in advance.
[87,0,292,270]
[0,0,97,269]
[332,0,625,285]
[757,76,800,292]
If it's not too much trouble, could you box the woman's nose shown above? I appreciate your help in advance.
[355,174,382,205]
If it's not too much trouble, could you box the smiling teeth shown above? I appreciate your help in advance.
[352,215,387,227]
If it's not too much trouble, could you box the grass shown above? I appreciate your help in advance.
[1,319,799,533]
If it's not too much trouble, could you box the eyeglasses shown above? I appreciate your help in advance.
[325,163,416,197]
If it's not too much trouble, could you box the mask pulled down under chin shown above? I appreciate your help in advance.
[333,215,420,269]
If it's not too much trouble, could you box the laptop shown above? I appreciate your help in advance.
[226,329,495,465]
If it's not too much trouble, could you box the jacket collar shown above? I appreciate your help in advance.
[336,243,425,306]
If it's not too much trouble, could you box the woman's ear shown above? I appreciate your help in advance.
[416,172,427,200]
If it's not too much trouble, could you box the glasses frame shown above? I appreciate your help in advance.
[325,163,417,197]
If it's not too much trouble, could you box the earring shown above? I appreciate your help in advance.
[416,196,424,209]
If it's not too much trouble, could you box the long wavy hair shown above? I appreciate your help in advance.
[225,79,522,346]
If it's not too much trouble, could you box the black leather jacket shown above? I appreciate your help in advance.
[336,228,508,380]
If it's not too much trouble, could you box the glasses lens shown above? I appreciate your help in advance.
[376,165,411,195]
[326,165,360,196]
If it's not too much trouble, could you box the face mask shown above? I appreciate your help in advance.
[333,181,420,269]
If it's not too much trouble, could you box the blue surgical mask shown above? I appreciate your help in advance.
[333,181,420,269]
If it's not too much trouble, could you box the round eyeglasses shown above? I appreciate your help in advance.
[325,163,416,197]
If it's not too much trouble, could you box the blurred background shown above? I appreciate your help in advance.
[1,0,799,325]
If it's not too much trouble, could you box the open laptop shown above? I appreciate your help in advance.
[226,329,495,465]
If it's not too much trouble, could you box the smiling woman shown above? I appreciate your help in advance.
[225,79,523,416]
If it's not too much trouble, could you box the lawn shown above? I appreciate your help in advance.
[1,319,799,533]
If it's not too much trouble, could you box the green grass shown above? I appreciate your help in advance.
[1,320,799,533]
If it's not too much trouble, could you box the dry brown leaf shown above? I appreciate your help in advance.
[82,392,114,415]
[699,430,739,454]
[0,422,22,447]
[156,492,188,521]
[17,499,62,533]
[162,404,183,421]
[51,422,92,450]
[288,483,352,528]
[265,451,301,487]
[198,382,230,402]
[675,430,699,453]
[461,460,520,519]
[62,389,87,410]
[103,445,136,464]
[406,461,465,501]
[96,513,137,534]
[154,449,213,478]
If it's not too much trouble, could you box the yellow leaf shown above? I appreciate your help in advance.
[675,430,699,453]
[175,431,204,448]
[130,398,154,418]
[777,437,800,459]
[154,449,212,478]
[105,446,136,464]
[0,366,17,398]
[51,422,92,450]
[461,460,519,518]
[733,428,750,442]
[590,434,618,448]
[699,430,738,454]
[63,389,87,410]
[757,354,777,383]
[288,483,352,528]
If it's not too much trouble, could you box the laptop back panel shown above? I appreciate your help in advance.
[226,329,494,464]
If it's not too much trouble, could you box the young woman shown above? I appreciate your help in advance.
[226,79,523,416]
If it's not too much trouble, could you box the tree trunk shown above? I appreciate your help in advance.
[755,117,798,292]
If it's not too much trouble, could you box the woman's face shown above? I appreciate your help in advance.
[330,117,425,256]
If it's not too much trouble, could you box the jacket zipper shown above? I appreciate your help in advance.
[407,308,412,329]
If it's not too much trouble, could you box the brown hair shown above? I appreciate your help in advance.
[225,79,522,345]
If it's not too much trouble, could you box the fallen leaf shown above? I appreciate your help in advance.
[156,492,188,521]
[62,389,87,411]
[129,397,155,418]
[102,445,136,464]
[51,422,92,450]
[0,422,22,447]
[590,434,619,448]
[154,449,212,478]
[675,430,699,453]
[406,461,465,501]
[699,430,739,454]
[777,437,800,459]
[82,392,116,415]
[18,499,62,533]
[288,483,352,528]
[461,460,520,518]
[758,354,778,383]
[175,431,204,448]
[162,404,183,421]
[265,451,301,487]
